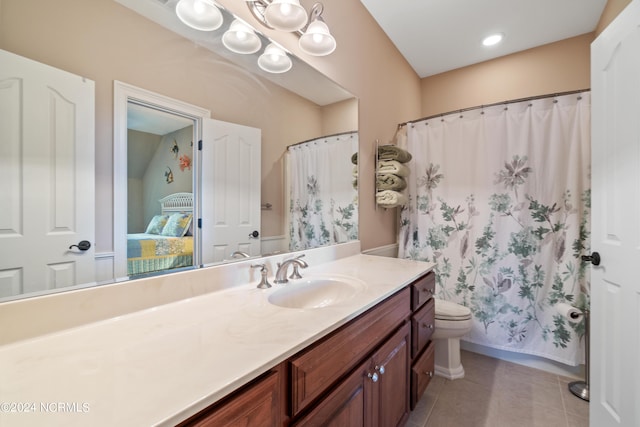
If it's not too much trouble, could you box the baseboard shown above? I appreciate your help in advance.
[362,243,398,258]
[461,340,585,379]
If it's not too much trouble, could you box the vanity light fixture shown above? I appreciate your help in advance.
[222,19,262,54]
[175,0,223,31]
[246,0,337,56]
[482,33,504,47]
[258,43,293,73]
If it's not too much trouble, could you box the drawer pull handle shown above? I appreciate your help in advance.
[368,372,379,383]
[375,365,385,375]
[422,323,434,329]
[421,288,432,295]
[425,371,433,378]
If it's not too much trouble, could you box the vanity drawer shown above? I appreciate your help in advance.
[411,340,435,410]
[411,297,435,358]
[289,287,411,417]
[411,271,435,311]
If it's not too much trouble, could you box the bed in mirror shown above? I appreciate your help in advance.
[0,0,358,302]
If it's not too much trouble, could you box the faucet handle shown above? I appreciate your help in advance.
[289,255,308,280]
[290,264,303,280]
[251,264,272,289]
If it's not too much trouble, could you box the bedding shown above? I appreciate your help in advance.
[127,233,193,276]
[145,214,169,234]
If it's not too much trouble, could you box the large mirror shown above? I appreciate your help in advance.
[0,0,358,302]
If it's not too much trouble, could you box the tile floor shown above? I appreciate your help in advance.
[406,350,589,427]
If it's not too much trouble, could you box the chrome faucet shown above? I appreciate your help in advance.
[231,251,251,258]
[251,264,272,289]
[274,255,308,284]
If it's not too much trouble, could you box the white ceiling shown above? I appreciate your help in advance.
[360,0,608,78]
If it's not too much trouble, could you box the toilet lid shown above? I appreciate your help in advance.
[435,299,472,321]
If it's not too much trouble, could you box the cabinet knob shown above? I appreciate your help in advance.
[425,371,433,378]
[422,323,434,329]
[421,288,432,295]
[375,365,385,375]
[368,372,379,383]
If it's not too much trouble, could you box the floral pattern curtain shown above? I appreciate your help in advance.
[398,92,591,365]
[288,132,358,251]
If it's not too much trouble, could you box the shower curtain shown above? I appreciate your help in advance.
[398,92,591,365]
[288,132,358,251]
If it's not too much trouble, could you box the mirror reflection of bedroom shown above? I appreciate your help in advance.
[126,101,195,277]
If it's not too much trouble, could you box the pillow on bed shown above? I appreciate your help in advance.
[161,213,193,237]
[145,215,169,234]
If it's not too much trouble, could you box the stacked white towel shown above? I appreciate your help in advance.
[376,145,412,208]
[376,190,408,208]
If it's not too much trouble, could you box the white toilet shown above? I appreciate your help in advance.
[432,298,472,380]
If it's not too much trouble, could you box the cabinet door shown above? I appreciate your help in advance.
[181,370,280,427]
[290,288,410,416]
[293,361,368,427]
[370,323,411,427]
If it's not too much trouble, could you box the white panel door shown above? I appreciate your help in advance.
[590,1,640,425]
[0,50,95,299]
[201,119,261,264]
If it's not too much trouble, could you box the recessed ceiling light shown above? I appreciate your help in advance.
[482,33,504,47]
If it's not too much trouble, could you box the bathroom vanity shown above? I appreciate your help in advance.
[178,272,436,426]
[0,244,434,426]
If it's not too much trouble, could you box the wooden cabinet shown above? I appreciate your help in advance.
[289,287,411,417]
[368,322,411,427]
[178,270,437,426]
[178,369,281,427]
[293,323,410,427]
[409,271,436,409]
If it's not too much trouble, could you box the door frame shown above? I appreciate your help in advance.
[113,81,210,281]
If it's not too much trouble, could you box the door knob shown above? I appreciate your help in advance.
[581,252,600,266]
[69,240,91,251]
[249,230,259,238]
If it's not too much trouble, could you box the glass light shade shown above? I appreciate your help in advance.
[222,19,262,54]
[258,43,292,73]
[299,20,336,56]
[175,0,223,31]
[264,0,308,32]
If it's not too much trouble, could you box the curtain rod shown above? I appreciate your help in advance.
[287,129,357,149]
[398,88,590,128]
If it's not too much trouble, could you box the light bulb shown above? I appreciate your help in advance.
[279,3,292,16]
[193,0,205,15]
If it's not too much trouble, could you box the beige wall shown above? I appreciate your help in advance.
[419,33,593,118]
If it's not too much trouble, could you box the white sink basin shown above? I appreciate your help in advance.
[268,276,365,309]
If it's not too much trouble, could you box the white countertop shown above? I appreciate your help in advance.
[0,254,432,426]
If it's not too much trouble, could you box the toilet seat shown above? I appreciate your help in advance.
[434,299,472,321]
